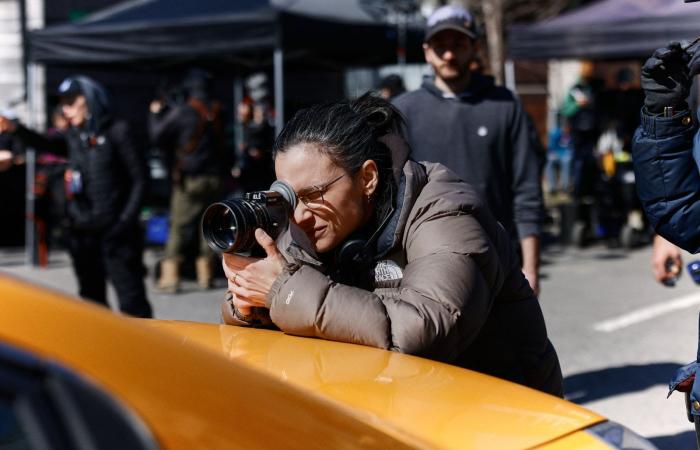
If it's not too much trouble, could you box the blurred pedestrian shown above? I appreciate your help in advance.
[0,76,152,317]
[33,107,70,266]
[560,61,603,198]
[231,97,275,193]
[392,4,544,295]
[149,69,227,292]
[607,68,644,152]
[545,116,573,194]
[377,74,406,100]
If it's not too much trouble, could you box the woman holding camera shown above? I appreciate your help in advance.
[221,95,562,396]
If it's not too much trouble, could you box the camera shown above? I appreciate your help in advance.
[201,180,296,254]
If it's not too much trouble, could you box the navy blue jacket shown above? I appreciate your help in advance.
[631,109,700,253]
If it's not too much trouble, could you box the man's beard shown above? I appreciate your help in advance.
[435,63,468,81]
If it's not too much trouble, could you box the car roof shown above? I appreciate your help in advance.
[0,275,604,449]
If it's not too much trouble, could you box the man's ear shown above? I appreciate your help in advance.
[472,39,481,53]
[360,160,379,196]
[422,42,431,64]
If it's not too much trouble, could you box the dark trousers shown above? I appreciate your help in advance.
[571,131,599,198]
[67,224,152,318]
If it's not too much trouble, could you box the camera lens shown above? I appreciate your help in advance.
[201,181,296,254]
[206,204,238,251]
[202,200,269,253]
[202,203,236,253]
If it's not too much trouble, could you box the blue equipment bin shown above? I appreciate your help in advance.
[145,214,169,245]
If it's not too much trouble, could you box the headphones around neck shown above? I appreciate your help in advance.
[335,235,374,272]
[333,186,396,276]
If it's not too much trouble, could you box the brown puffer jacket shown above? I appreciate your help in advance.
[259,153,562,396]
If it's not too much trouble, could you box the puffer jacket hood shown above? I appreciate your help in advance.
[58,75,112,135]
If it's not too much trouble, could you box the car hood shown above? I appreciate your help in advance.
[144,320,605,449]
[0,274,606,450]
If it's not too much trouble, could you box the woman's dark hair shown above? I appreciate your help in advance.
[273,93,404,221]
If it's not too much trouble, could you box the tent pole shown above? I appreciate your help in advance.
[505,59,516,93]
[233,76,244,159]
[274,47,284,136]
[25,63,37,267]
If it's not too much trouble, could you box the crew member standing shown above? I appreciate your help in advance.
[149,69,226,292]
[0,76,152,317]
[393,5,544,294]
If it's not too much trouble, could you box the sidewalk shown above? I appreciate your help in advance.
[0,247,223,323]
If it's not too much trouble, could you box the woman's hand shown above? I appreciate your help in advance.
[222,228,286,315]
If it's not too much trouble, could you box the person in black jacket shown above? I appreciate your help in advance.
[0,76,152,317]
[148,69,226,292]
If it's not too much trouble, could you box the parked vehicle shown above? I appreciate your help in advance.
[0,275,656,449]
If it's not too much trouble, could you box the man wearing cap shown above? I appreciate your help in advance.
[0,76,152,317]
[393,5,544,295]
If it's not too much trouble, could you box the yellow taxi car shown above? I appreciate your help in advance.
[0,275,656,449]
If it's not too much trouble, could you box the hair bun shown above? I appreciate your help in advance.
[350,93,401,137]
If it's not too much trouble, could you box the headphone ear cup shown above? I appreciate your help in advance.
[336,238,372,271]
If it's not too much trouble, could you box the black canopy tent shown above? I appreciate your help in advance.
[29,0,419,66]
[28,0,423,132]
[21,0,424,265]
[508,0,700,60]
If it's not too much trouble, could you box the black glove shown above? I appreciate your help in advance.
[641,42,691,115]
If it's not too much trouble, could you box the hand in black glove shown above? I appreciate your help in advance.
[641,42,691,115]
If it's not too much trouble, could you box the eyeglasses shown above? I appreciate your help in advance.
[296,174,345,209]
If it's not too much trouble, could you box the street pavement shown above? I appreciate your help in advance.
[2,243,699,449]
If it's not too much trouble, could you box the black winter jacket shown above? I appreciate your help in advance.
[15,119,146,232]
[148,99,225,176]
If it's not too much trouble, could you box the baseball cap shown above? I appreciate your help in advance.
[56,77,83,99]
[424,5,477,42]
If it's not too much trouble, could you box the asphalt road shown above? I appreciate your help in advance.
[2,243,700,449]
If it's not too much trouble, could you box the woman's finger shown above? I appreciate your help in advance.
[229,283,265,307]
[255,228,280,258]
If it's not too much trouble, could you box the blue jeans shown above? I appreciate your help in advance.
[545,150,573,193]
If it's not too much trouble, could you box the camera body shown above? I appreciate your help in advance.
[201,180,296,254]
